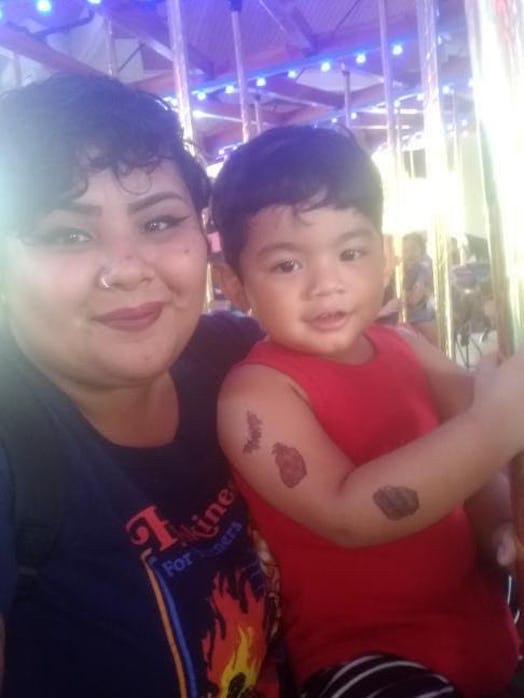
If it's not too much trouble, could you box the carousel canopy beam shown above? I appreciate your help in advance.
[263,75,343,108]
[0,23,99,74]
[194,98,281,126]
[257,0,316,53]
[93,2,214,77]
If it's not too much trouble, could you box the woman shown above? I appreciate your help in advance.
[0,74,278,698]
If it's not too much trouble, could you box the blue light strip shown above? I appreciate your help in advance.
[188,16,465,98]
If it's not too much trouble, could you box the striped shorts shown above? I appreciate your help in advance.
[299,654,461,698]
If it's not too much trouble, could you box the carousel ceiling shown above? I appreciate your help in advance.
[0,0,472,160]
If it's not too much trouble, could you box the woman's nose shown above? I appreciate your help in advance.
[98,251,154,291]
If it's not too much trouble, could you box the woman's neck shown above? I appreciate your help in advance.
[52,371,178,448]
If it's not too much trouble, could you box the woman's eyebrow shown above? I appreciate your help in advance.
[57,192,186,217]
[127,191,186,214]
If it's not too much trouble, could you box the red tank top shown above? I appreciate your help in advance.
[235,324,519,697]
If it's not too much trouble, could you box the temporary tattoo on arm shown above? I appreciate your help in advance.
[271,442,307,488]
[243,411,263,453]
[373,486,420,521]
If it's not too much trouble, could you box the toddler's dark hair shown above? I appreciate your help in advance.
[211,125,383,273]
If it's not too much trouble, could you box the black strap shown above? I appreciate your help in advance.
[0,343,65,597]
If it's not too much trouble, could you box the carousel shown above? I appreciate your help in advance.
[0,0,523,683]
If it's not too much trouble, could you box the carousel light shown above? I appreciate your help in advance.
[225,84,235,94]
[442,84,453,95]
[35,0,52,13]
[287,69,299,79]
[461,118,468,128]
[351,111,358,120]
[394,99,401,108]
[331,117,338,124]
[416,92,424,102]
[255,76,267,87]
[392,43,403,56]
[195,91,207,101]
[355,52,367,65]
[468,77,474,88]
[87,0,102,5]
[320,61,332,72]
[193,109,205,119]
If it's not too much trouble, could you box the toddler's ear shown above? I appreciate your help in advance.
[212,261,251,313]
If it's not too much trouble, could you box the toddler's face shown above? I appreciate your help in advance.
[236,204,387,363]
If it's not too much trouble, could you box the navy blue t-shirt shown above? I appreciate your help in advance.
[0,313,278,698]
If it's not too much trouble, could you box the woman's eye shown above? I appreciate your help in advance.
[340,248,365,261]
[143,215,189,235]
[272,259,301,273]
[27,228,92,247]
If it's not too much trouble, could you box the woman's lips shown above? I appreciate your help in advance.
[94,302,164,332]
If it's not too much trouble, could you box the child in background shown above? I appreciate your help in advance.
[211,126,523,697]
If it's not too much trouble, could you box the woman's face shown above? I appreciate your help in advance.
[2,162,208,388]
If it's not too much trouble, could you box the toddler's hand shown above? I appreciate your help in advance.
[471,346,524,460]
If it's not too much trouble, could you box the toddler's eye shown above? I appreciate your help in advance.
[272,259,301,273]
[340,248,365,261]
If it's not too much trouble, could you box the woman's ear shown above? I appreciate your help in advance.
[212,261,251,313]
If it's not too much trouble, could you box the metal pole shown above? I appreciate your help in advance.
[378,0,396,155]
[378,0,405,322]
[341,63,352,129]
[464,0,524,627]
[102,11,118,77]
[416,0,454,356]
[229,0,252,142]
[166,0,196,144]
[254,94,263,135]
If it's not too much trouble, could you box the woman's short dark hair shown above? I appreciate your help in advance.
[0,73,210,236]
[211,125,383,273]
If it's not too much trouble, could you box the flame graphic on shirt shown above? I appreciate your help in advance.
[202,570,266,697]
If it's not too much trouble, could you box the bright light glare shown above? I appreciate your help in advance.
[287,69,298,79]
[320,61,331,72]
[225,84,235,94]
[195,91,207,101]
[392,43,403,56]
[255,76,267,87]
[36,0,52,13]
[355,53,367,65]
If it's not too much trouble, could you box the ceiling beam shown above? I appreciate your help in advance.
[257,0,316,53]
[263,75,343,108]
[0,23,100,74]
[95,2,214,77]
[131,72,280,127]
[194,98,281,127]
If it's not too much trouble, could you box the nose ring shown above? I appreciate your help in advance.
[100,275,112,289]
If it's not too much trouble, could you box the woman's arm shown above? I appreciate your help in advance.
[218,347,524,548]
